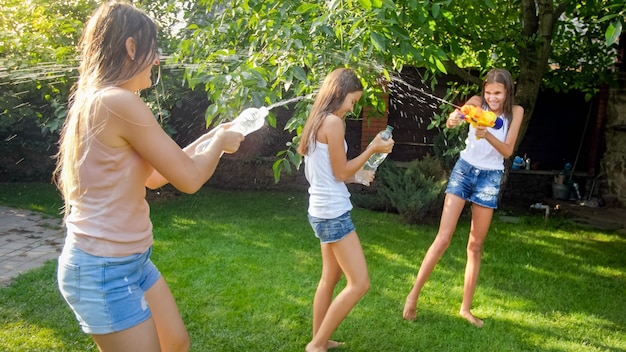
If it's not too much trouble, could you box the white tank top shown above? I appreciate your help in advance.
[304,140,353,218]
[459,109,510,170]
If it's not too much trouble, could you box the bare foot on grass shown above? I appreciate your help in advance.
[327,340,344,349]
[403,296,417,320]
[305,342,326,352]
[306,339,344,351]
[460,310,484,327]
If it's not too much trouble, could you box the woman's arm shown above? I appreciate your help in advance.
[98,89,243,193]
[144,121,236,188]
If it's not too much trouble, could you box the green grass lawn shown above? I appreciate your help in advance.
[0,182,625,351]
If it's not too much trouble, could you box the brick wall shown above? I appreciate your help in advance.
[360,93,389,148]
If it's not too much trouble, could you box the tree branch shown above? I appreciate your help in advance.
[444,60,482,86]
[554,1,570,20]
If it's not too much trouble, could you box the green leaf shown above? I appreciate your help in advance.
[272,159,283,183]
[292,66,308,82]
[359,0,372,9]
[370,32,386,52]
[605,20,622,46]
[432,3,440,18]
[296,3,319,14]
[433,57,447,73]
[205,104,218,128]
[598,14,618,23]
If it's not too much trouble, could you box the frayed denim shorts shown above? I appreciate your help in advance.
[57,243,161,334]
[445,158,503,209]
[308,211,356,244]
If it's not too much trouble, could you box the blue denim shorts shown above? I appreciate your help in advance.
[308,211,356,244]
[57,243,161,334]
[445,158,503,209]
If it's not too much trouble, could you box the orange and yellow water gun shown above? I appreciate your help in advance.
[458,105,503,139]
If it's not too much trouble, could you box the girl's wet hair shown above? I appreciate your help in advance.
[54,1,158,219]
[482,68,515,121]
[298,68,363,156]
[78,0,158,89]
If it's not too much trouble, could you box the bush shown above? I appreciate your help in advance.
[350,184,396,213]
[376,156,448,224]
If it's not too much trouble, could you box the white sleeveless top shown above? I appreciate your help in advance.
[304,140,353,219]
[459,108,510,170]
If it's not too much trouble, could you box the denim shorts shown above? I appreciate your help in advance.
[57,243,161,334]
[308,211,356,244]
[445,158,503,209]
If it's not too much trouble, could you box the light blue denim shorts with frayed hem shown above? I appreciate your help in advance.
[57,243,161,334]
[308,211,356,244]
[445,158,503,209]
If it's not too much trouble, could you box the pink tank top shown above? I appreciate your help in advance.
[65,137,153,257]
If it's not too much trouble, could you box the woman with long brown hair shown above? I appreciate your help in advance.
[403,68,524,327]
[54,2,243,350]
[298,68,394,351]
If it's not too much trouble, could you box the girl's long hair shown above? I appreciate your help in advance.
[53,1,157,218]
[297,68,363,156]
[482,68,515,123]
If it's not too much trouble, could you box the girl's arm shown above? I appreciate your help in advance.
[478,104,524,158]
[144,121,235,187]
[97,89,243,194]
[446,95,482,129]
[320,114,393,182]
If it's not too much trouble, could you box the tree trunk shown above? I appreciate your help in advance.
[515,0,569,151]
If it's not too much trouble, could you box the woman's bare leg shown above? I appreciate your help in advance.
[459,203,493,328]
[312,242,343,345]
[92,318,161,352]
[90,277,188,352]
[145,277,190,351]
[306,231,370,352]
[403,194,466,320]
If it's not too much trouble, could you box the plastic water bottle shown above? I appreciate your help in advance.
[196,107,269,154]
[354,125,393,185]
[363,125,393,170]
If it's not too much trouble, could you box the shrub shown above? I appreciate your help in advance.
[376,155,448,224]
[350,184,396,213]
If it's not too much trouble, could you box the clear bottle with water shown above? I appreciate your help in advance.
[354,125,393,185]
[196,107,269,154]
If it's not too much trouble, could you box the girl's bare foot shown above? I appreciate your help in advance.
[460,310,484,327]
[403,296,417,320]
[305,342,327,352]
[327,340,344,349]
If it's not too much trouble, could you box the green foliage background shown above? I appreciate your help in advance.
[0,0,622,181]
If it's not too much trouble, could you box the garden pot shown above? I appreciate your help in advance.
[552,183,570,200]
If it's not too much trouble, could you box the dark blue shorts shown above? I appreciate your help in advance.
[445,158,503,209]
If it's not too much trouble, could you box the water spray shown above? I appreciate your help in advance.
[390,76,462,110]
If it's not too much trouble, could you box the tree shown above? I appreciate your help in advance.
[174,0,620,181]
[3,1,617,181]
[173,0,448,178]
[434,0,620,146]
[0,0,184,180]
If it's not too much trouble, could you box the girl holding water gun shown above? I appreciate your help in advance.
[402,68,524,327]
